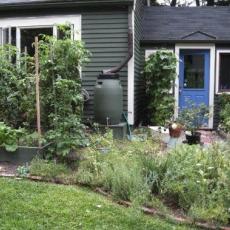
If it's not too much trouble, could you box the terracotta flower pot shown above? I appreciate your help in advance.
[169,123,182,138]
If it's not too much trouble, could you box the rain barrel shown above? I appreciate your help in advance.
[94,73,123,125]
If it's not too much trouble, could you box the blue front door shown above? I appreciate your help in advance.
[179,49,210,110]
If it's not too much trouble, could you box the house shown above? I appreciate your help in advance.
[142,6,230,129]
[0,0,145,127]
[0,1,229,129]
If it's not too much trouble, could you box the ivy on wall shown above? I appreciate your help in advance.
[144,50,177,126]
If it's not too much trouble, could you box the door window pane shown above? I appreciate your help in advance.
[184,54,205,89]
[219,53,230,91]
[21,27,53,56]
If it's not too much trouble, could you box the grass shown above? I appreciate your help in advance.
[0,178,196,230]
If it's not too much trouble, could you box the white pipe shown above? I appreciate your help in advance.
[147,0,151,6]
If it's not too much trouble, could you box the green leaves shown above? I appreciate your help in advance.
[0,122,25,152]
[178,101,209,133]
[37,29,90,157]
[144,50,177,125]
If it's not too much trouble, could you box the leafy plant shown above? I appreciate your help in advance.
[219,93,230,133]
[16,164,30,177]
[178,101,209,134]
[158,144,230,224]
[30,158,70,179]
[38,27,90,157]
[144,50,177,125]
[0,122,25,152]
[0,45,35,128]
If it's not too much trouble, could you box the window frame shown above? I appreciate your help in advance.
[0,15,81,51]
[216,49,230,94]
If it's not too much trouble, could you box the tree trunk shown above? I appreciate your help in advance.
[170,0,177,6]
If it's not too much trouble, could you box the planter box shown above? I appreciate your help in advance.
[0,144,50,164]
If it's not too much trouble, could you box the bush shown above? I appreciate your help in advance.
[144,50,177,125]
[30,158,70,179]
[155,144,230,224]
[76,135,159,203]
[0,26,90,157]
[218,93,230,133]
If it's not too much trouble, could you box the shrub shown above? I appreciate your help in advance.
[0,45,35,128]
[158,144,230,224]
[38,28,90,157]
[100,156,150,202]
[218,93,230,133]
[220,103,230,133]
[144,50,177,125]
[30,158,70,179]
[0,26,90,157]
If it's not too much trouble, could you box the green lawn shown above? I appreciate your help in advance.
[0,178,195,230]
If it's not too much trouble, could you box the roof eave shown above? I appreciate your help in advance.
[0,0,133,11]
[140,39,230,45]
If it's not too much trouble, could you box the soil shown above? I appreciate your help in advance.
[0,162,18,177]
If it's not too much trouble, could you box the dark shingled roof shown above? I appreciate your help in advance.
[142,6,230,43]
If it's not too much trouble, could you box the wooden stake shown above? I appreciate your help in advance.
[35,36,41,147]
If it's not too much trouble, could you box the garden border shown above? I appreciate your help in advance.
[1,174,229,230]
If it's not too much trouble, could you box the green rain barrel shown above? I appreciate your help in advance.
[94,74,123,125]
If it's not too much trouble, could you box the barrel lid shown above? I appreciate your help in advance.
[98,73,119,80]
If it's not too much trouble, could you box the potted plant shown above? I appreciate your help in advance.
[168,121,183,138]
[0,122,49,164]
[178,103,209,145]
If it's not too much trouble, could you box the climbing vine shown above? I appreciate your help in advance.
[144,50,177,125]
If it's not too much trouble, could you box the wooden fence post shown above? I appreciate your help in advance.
[35,36,41,147]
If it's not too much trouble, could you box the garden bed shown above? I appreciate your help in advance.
[0,144,50,164]
[23,130,230,228]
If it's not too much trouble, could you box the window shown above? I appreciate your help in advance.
[0,15,81,55]
[216,50,230,93]
[184,54,205,89]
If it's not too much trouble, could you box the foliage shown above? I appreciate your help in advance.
[219,93,230,133]
[178,101,209,134]
[16,164,30,177]
[148,144,230,224]
[144,50,177,125]
[38,27,90,157]
[0,26,90,156]
[0,45,35,128]
[24,127,230,225]
[30,158,70,179]
[0,122,25,152]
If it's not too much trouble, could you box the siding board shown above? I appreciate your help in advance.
[134,0,145,125]
[82,10,129,120]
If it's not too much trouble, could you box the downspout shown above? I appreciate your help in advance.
[102,5,133,74]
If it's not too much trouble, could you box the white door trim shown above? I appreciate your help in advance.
[175,43,215,129]
[127,8,135,125]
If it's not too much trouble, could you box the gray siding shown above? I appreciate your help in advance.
[134,0,145,125]
[82,10,128,120]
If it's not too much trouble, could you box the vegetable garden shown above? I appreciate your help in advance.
[0,32,229,229]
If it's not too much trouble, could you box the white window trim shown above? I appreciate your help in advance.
[216,49,230,95]
[0,15,81,50]
[175,43,215,129]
